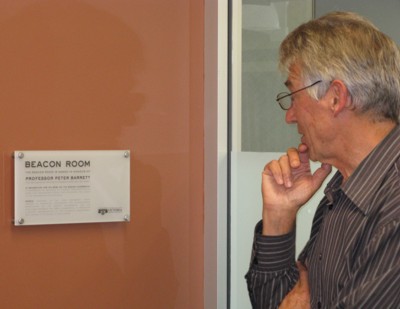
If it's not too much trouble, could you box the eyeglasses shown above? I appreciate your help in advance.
[276,80,322,110]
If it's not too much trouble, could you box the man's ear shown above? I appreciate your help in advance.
[330,80,350,116]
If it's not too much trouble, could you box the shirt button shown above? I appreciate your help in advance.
[319,253,322,260]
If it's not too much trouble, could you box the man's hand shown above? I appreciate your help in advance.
[262,144,331,235]
[278,262,311,309]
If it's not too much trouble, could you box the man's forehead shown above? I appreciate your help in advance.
[284,64,302,88]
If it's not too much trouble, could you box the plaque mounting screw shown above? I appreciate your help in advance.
[18,218,25,225]
[124,215,130,222]
[124,151,130,158]
[18,152,24,159]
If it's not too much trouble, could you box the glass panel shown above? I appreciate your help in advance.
[315,0,400,43]
[230,1,315,308]
[241,0,313,152]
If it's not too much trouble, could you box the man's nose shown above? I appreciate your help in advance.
[285,106,297,124]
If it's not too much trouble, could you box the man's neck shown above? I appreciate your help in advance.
[331,117,397,180]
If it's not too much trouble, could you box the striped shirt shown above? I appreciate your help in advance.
[245,125,400,308]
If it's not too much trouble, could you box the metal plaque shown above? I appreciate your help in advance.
[14,150,130,226]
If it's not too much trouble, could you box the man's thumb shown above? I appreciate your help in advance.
[312,163,332,188]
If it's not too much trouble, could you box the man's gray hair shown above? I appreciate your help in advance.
[279,11,400,122]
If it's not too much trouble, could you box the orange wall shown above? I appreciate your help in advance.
[0,1,204,308]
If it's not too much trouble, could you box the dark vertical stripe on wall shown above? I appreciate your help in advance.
[312,0,316,18]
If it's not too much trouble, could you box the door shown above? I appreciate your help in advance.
[229,1,400,308]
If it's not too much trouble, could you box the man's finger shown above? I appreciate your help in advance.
[287,147,301,168]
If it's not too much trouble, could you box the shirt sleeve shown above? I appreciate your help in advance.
[245,220,299,309]
[332,219,400,308]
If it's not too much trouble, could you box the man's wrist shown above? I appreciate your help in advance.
[262,208,297,235]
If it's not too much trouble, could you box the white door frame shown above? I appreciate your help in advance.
[204,0,229,308]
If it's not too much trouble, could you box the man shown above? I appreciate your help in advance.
[245,11,400,308]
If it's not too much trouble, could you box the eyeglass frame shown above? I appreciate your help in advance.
[276,80,322,110]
